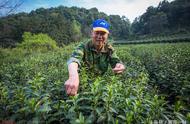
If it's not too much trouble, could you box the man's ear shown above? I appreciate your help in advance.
[91,30,94,34]
[90,30,94,37]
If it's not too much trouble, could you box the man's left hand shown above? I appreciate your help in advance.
[112,63,125,74]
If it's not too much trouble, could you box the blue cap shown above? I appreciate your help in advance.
[92,19,110,33]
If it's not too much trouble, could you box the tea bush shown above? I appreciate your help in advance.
[121,43,190,121]
[18,32,58,52]
[0,43,189,123]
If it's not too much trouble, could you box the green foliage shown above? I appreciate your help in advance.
[70,20,82,42]
[18,32,58,51]
[0,42,189,123]
[114,34,190,44]
[1,0,190,48]
[0,0,190,48]
[132,0,190,36]
[122,43,190,121]
[0,6,131,47]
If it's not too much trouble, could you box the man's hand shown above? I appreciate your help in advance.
[65,62,79,96]
[112,63,125,74]
[65,76,79,96]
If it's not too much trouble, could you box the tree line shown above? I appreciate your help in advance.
[132,0,190,36]
[0,0,189,47]
[0,6,130,47]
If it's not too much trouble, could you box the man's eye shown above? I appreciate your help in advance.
[95,32,105,35]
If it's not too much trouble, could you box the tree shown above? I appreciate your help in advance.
[109,15,131,40]
[120,16,131,39]
[148,12,169,35]
[131,0,190,36]
[131,17,141,35]
[70,20,82,42]
[18,32,58,51]
[157,0,170,13]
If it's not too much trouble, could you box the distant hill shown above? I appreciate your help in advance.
[0,0,189,47]
[0,6,130,47]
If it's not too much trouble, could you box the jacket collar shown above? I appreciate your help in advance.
[88,41,109,53]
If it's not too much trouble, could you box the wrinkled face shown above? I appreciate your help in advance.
[91,30,109,50]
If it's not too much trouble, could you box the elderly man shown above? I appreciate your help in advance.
[65,19,125,96]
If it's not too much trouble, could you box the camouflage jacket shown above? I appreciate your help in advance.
[67,40,122,74]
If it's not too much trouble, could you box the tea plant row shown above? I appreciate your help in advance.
[0,43,189,123]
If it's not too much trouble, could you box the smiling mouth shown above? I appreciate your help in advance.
[96,40,103,42]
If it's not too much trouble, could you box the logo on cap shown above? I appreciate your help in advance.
[92,19,110,33]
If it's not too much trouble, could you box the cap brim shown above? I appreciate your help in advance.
[93,27,109,33]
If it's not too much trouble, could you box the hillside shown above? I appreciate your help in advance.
[0,0,190,47]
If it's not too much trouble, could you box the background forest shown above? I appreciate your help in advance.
[0,0,190,47]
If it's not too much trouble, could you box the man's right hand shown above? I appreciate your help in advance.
[65,62,79,96]
[65,77,79,96]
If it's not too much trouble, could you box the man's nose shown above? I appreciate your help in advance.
[97,34,103,39]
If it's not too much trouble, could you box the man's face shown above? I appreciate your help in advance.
[91,30,109,49]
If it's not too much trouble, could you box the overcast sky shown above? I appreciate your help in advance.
[18,0,174,22]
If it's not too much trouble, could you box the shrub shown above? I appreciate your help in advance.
[0,43,189,123]
[18,32,58,51]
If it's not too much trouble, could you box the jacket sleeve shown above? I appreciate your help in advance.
[109,47,122,68]
[67,43,85,67]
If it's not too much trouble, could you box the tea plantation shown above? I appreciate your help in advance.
[0,42,189,123]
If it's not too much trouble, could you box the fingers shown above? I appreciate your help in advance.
[66,86,72,95]
[115,70,123,74]
[65,79,78,96]
[65,84,69,91]
[112,63,125,73]
[71,89,77,96]
[112,69,124,73]
[112,67,121,71]
[66,87,77,96]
